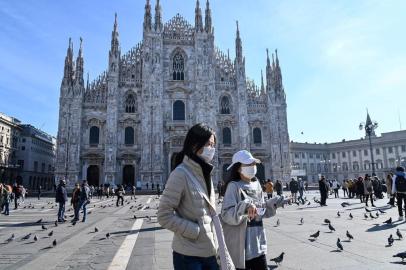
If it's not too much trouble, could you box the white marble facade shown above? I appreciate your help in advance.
[55,0,290,189]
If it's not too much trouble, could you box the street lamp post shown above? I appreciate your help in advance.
[359,112,378,176]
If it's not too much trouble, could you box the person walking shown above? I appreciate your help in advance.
[71,183,81,220]
[363,175,375,207]
[356,177,364,203]
[319,176,329,206]
[332,179,339,198]
[0,183,11,215]
[157,123,220,270]
[221,150,288,270]
[116,184,125,207]
[342,180,348,198]
[12,183,22,210]
[386,173,394,206]
[55,180,68,222]
[274,180,283,196]
[298,178,305,204]
[76,180,90,222]
[265,179,274,199]
[289,178,299,203]
[392,166,406,221]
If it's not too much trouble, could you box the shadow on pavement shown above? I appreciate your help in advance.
[366,223,397,232]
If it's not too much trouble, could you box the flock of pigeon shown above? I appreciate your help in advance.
[1,196,158,250]
[267,197,406,266]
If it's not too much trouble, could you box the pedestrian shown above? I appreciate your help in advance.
[356,177,364,203]
[146,182,149,190]
[342,180,348,197]
[265,179,273,199]
[221,150,288,270]
[289,178,299,203]
[38,185,42,200]
[298,178,305,204]
[319,176,329,206]
[0,183,11,215]
[116,184,125,207]
[152,182,155,190]
[332,179,339,198]
[55,180,67,222]
[363,175,375,207]
[275,180,283,196]
[12,183,22,209]
[157,184,161,198]
[76,180,90,222]
[71,183,81,219]
[157,123,220,270]
[132,185,136,196]
[304,181,309,192]
[386,173,394,206]
[392,166,406,221]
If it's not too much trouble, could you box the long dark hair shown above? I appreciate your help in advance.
[174,123,216,168]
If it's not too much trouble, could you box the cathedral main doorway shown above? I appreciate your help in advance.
[123,165,135,187]
[87,165,100,187]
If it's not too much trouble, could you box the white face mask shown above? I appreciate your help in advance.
[241,165,257,179]
[199,146,216,163]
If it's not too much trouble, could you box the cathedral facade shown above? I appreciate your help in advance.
[55,0,291,189]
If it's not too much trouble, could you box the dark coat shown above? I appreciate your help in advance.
[319,179,329,194]
[55,185,68,203]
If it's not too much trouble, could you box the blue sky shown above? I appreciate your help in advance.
[0,0,405,143]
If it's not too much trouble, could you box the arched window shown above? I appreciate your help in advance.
[172,53,185,81]
[124,127,134,145]
[173,100,185,120]
[253,128,262,144]
[220,96,231,114]
[125,94,136,113]
[223,127,231,145]
[89,126,99,145]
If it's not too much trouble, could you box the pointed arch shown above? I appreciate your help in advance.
[220,96,231,114]
[125,92,136,113]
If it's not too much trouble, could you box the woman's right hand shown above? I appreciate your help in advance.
[247,204,257,220]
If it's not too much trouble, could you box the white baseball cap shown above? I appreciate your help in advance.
[227,150,261,170]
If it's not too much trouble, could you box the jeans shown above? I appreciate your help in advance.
[365,194,374,206]
[58,202,65,221]
[320,192,327,206]
[237,254,267,270]
[397,193,406,217]
[116,196,124,206]
[3,202,10,215]
[173,251,219,270]
[74,200,89,221]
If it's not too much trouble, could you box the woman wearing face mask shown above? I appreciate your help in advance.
[157,123,220,270]
[221,150,287,270]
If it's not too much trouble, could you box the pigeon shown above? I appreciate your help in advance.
[341,202,350,207]
[270,252,284,265]
[365,208,372,213]
[396,229,403,240]
[369,213,375,219]
[336,238,343,251]
[48,231,53,237]
[310,231,320,239]
[34,235,38,241]
[364,213,368,219]
[349,213,353,219]
[337,211,341,217]
[383,217,392,224]
[41,225,47,230]
[72,221,77,226]
[388,234,394,246]
[134,215,137,219]
[52,239,57,247]
[36,219,43,224]
[393,252,406,261]
[55,221,58,227]
[21,233,32,240]
[300,218,304,225]
[307,201,311,205]
[5,234,15,243]
[106,233,111,239]
[346,230,353,241]
[375,212,379,218]
[95,227,99,233]
[328,223,335,232]
[378,209,386,214]
[276,219,280,226]
[324,219,331,224]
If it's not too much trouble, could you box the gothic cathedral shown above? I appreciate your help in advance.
[55,0,291,189]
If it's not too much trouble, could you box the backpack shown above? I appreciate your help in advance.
[396,175,406,192]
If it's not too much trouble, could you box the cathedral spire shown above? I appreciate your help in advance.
[110,13,120,57]
[235,21,243,63]
[266,48,271,69]
[195,0,203,32]
[75,37,84,86]
[154,0,163,31]
[143,0,152,31]
[62,38,74,85]
[273,49,284,96]
[261,69,265,94]
[86,72,90,90]
[204,0,212,33]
